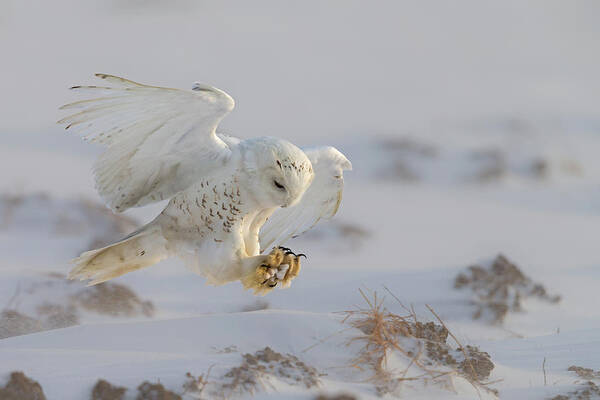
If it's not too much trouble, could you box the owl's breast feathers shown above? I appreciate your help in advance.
[156,173,254,246]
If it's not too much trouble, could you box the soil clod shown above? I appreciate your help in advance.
[91,379,127,400]
[455,254,560,323]
[0,371,46,400]
[136,381,181,400]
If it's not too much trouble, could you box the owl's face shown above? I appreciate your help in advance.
[242,137,314,208]
[259,156,313,208]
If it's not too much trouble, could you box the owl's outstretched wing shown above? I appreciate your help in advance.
[259,146,352,251]
[58,74,235,212]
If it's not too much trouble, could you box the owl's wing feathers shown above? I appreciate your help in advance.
[259,147,352,251]
[59,74,235,212]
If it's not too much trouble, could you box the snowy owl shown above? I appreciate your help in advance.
[59,74,351,295]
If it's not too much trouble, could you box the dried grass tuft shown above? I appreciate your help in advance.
[341,289,498,397]
[1,277,155,339]
[182,369,213,399]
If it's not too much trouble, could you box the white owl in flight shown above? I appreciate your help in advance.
[60,74,351,295]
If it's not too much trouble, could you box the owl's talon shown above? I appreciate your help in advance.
[297,253,307,259]
[242,246,305,295]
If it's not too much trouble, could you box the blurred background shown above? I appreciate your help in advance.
[2,0,600,191]
[2,0,600,315]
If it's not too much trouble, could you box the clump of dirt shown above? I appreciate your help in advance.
[0,371,46,400]
[342,290,497,396]
[336,222,370,241]
[531,158,549,179]
[470,149,507,183]
[379,137,439,158]
[550,365,600,400]
[315,394,358,400]
[377,137,438,182]
[0,310,43,339]
[0,193,137,250]
[75,199,138,250]
[454,254,561,324]
[36,302,79,330]
[1,277,154,339]
[136,381,182,400]
[212,345,238,354]
[297,220,370,249]
[0,301,81,339]
[459,345,495,382]
[216,347,320,397]
[241,300,269,312]
[91,379,127,400]
[71,282,155,318]
[551,381,600,400]
[568,366,600,380]
[89,378,187,400]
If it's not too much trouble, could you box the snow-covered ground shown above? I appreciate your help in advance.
[1,1,600,399]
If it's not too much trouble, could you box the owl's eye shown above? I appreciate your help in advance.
[273,180,286,191]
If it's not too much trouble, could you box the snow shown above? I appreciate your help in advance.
[2,1,600,399]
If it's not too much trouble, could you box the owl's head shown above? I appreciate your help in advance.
[240,137,314,208]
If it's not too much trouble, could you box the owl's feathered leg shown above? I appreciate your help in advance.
[240,247,305,295]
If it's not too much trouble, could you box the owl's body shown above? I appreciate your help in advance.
[61,74,351,294]
[157,157,272,284]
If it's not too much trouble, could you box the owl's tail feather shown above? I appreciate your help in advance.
[68,223,169,285]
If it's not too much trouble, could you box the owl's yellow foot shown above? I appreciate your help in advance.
[241,247,305,295]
